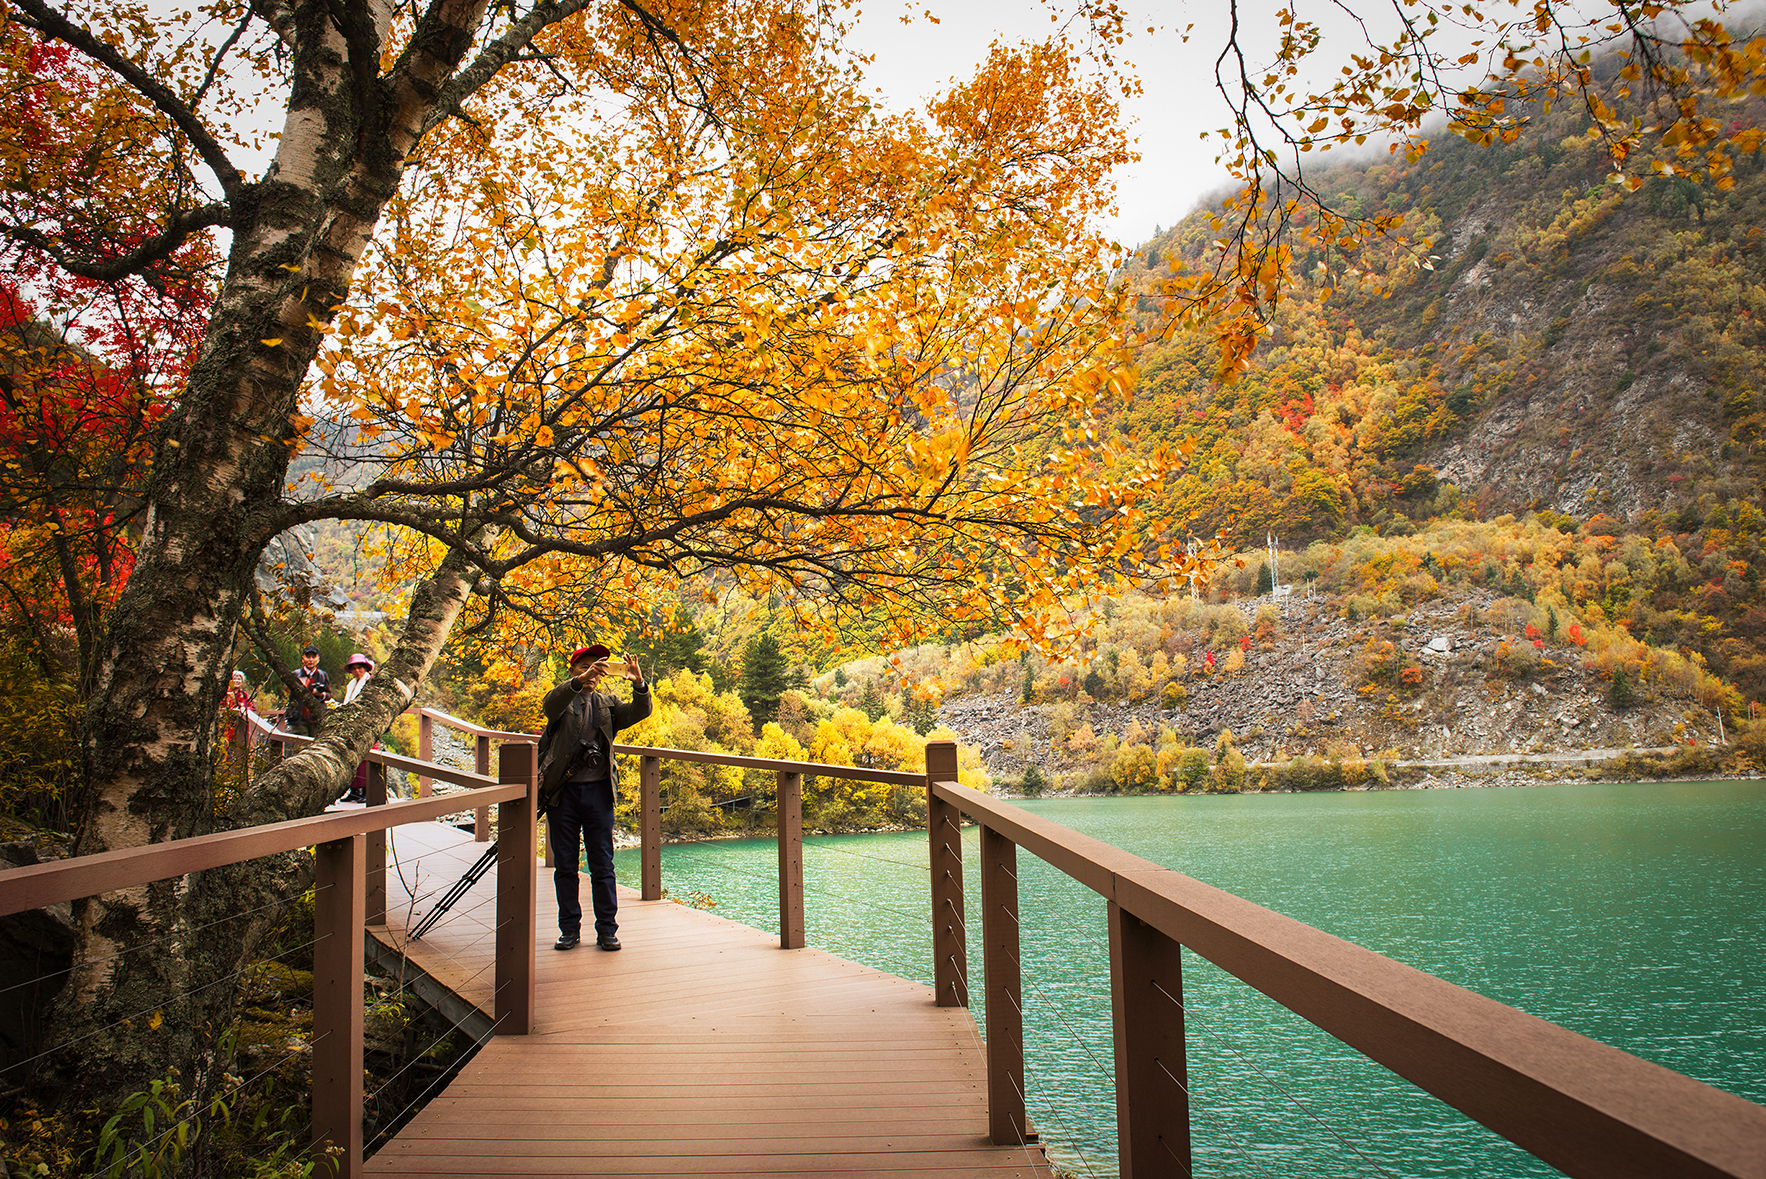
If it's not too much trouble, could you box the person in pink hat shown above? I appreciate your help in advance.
[342,653,374,704]
[339,653,375,802]
[539,642,650,950]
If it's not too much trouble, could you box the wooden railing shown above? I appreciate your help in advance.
[0,741,539,1179]
[412,706,534,841]
[8,730,1765,1179]
[922,744,1766,1179]
[606,742,921,946]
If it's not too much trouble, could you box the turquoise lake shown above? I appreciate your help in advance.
[612,779,1766,1177]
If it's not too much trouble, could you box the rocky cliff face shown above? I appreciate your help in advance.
[938,588,1721,790]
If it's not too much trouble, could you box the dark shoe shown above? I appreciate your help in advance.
[553,932,580,951]
[596,934,621,951]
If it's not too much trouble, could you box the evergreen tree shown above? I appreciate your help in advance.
[624,604,710,679]
[738,633,792,728]
[858,679,888,722]
[1020,765,1048,797]
[1256,560,1274,595]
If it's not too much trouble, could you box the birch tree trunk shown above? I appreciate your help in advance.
[49,0,497,1115]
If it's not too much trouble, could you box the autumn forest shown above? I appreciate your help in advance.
[4,0,1766,1172]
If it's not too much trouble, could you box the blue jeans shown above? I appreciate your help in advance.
[548,779,617,938]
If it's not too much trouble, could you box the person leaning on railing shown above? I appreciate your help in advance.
[539,643,651,952]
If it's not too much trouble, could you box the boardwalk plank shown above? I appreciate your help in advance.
[365,825,1050,1179]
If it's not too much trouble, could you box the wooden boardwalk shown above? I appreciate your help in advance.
[363,823,1051,1178]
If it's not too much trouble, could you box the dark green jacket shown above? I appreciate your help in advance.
[538,677,651,808]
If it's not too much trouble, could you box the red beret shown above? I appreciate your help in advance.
[569,643,610,666]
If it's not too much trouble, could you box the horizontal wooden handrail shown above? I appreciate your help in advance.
[612,742,923,786]
[269,731,501,794]
[298,706,921,789]
[411,705,535,743]
[0,783,522,918]
[932,778,1766,1179]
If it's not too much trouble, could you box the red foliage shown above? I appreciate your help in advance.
[1278,389,1315,434]
[0,27,218,674]
[1567,623,1587,646]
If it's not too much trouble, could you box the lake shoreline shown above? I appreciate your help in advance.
[617,767,1764,846]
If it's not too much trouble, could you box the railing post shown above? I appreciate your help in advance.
[640,755,661,901]
[312,833,365,1178]
[365,761,387,925]
[474,734,492,841]
[417,711,433,798]
[926,740,967,1008]
[227,708,247,765]
[495,743,537,1035]
[775,770,804,948]
[1108,900,1192,1178]
[981,823,1028,1146]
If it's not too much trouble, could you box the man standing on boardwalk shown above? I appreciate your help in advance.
[540,643,651,951]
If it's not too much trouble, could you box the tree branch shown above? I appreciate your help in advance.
[8,0,246,200]
[0,203,233,284]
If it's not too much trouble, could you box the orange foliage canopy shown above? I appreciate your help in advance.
[294,9,1179,668]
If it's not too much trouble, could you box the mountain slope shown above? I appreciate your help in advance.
[1108,89,1766,705]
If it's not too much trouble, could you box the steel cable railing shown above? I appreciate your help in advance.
[3,905,334,1176]
[0,745,537,1179]
[1001,848,1401,1179]
[101,1029,325,1175]
[0,891,335,1083]
[1149,977,1401,1179]
[950,886,1118,1177]
[627,835,936,934]
[0,886,324,1006]
[378,832,505,943]
[943,939,1080,1179]
[362,958,513,1151]
[28,737,1756,1179]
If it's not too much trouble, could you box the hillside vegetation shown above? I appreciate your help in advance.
[1109,86,1766,709]
[258,100,1766,820]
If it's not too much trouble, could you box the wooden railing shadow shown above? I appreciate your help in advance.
[6,720,1764,1179]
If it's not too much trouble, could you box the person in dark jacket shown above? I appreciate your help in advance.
[286,644,330,735]
[540,643,650,951]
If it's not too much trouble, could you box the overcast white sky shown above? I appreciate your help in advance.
[845,1,1251,250]
[842,0,1636,249]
